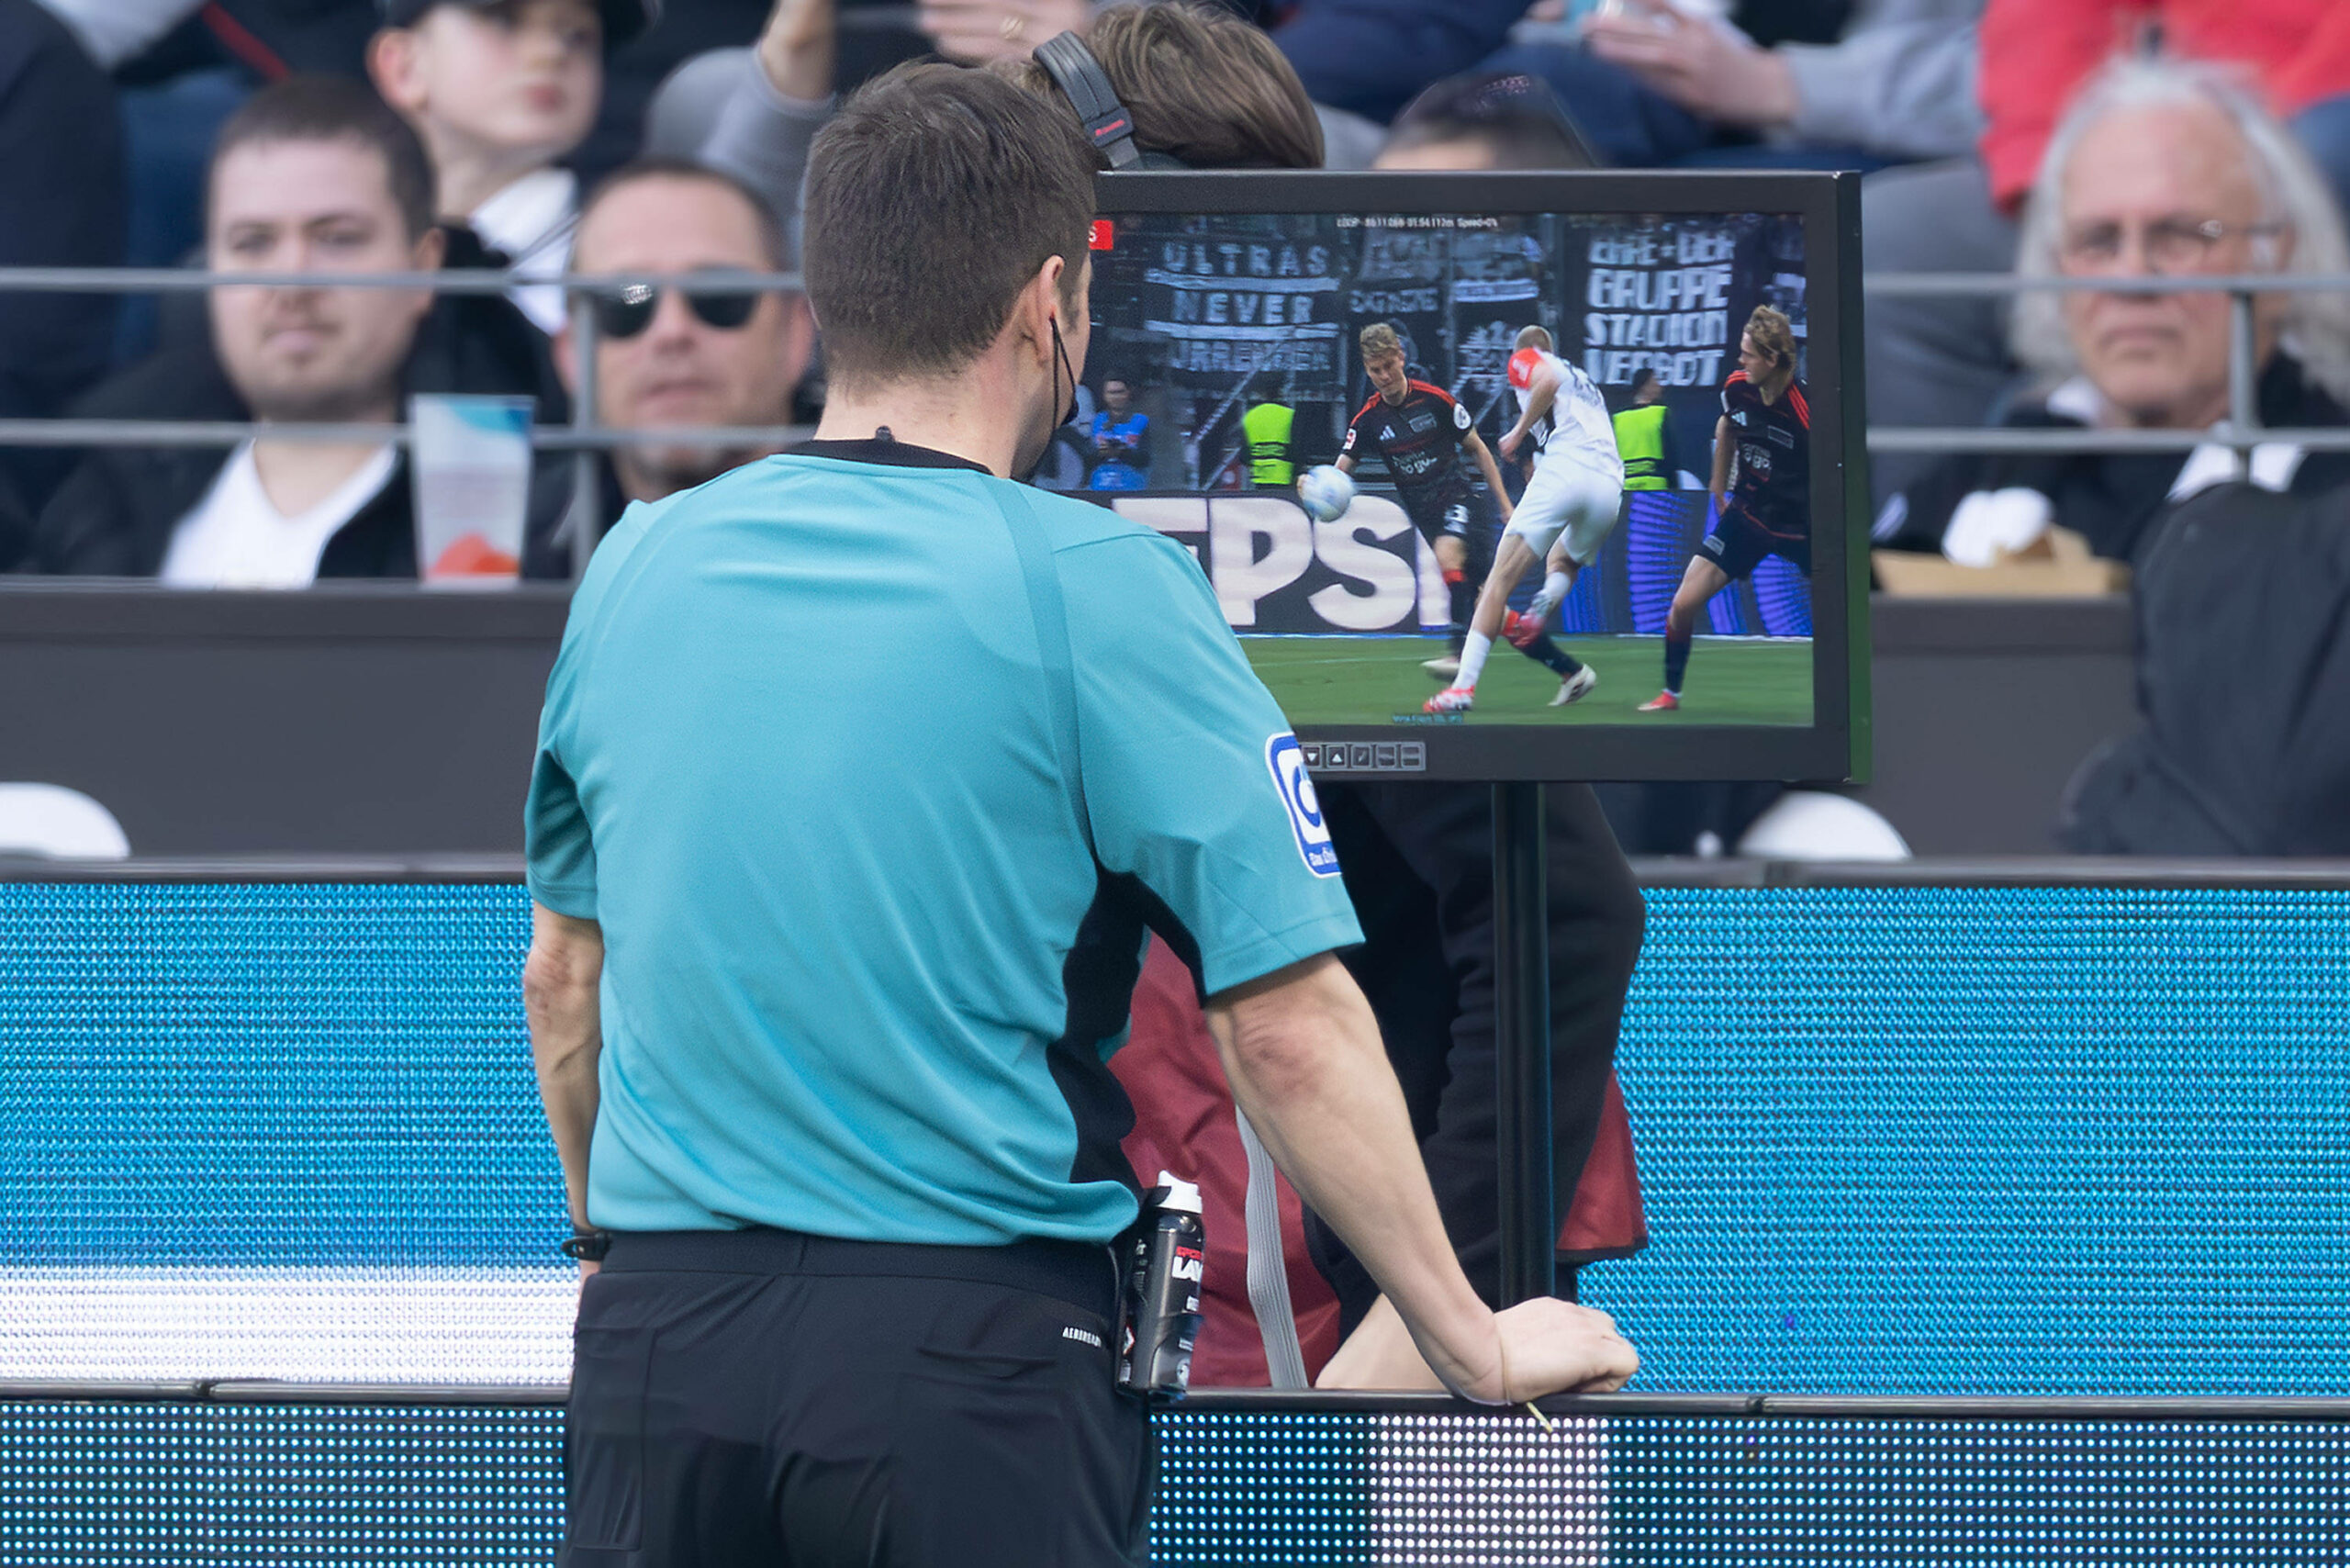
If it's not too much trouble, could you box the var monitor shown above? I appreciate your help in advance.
[1072,171,1865,784]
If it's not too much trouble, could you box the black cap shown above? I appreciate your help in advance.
[376,0,660,50]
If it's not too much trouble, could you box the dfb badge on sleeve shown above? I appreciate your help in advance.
[1264,734,1340,878]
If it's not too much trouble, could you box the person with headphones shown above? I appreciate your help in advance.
[1002,3,1652,1394]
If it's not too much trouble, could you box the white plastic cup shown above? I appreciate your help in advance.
[410,395,534,587]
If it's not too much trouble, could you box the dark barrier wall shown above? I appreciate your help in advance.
[0,585,2133,857]
[4,872,2344,1396]
[3,1394,2348,1565]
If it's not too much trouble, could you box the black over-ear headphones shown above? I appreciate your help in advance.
[1034,31,1188,171]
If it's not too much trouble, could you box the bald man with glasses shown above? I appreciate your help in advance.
[554,157,817,517]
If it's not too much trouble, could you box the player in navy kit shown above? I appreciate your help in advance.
[1639,306,1810,713]
[1329,321,1585,689]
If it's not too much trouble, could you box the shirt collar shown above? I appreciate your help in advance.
[787,435,992,475]
[470,168,578,263]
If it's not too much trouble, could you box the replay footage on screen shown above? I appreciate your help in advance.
[1058,173,1865,785]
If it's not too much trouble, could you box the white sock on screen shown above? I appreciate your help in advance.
[1455,631,1494,690]
[1541,571,1572,605]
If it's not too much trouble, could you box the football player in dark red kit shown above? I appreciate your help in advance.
[1639,305,1810,712]
[1330,320,1587,690]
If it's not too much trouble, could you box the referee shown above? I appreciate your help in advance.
[523,63,1636,1566]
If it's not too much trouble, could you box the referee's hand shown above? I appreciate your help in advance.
[1488,1299,1639,1399]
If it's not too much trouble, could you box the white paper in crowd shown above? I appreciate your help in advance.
[410,395,535,587]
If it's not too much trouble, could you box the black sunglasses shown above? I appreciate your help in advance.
[592,280,760,340]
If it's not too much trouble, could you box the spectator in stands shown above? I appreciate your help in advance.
[21,77,567,583]
[1374,69,1597,170]
[1875,58,2350,567]
[1001,5,1649,1391]
[0,0,125,526]
[2059,479,2350,855]
[641,0,840,266]
[1084,375,1151,489]
[1275,0,1983,173]
[367,0,656,335]
[549,158,812,543]
[934,0,1388,165]
[1866,0,2350,503]
[373,0,839,340]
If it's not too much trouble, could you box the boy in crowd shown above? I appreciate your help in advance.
[370,0,838,338]
[369,0,655,334]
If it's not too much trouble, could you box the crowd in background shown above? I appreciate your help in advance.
[0,0,2346,852]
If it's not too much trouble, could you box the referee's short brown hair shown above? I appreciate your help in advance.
[804,64,1096,392]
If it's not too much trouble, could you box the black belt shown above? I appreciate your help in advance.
[599,1227,1121,1321]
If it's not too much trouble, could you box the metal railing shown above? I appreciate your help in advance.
[5,262,2348,558]
[6,1379,2350,1421]
[0,265,815,578]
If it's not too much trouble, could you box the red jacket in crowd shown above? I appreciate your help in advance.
[1980,0,2350,209]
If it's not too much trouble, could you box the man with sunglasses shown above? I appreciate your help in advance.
[554,157,814,519]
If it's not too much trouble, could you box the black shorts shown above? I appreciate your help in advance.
[1398,485,1495,566]
[563,1228,1153,1567]
[1697,507,1810,579]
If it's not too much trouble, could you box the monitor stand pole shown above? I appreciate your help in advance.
[1492,780,1555,1308]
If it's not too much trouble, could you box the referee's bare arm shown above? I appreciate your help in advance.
[524,903,604,1265]
[1207,952,1639,1403]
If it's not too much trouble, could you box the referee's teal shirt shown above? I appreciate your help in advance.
[526,440,1362,1247]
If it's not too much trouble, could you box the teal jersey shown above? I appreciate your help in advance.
[525,442,1361,1247]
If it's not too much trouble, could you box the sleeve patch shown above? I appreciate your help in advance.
[1264,734,1342,878]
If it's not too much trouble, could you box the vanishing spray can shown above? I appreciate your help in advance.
[1116,1170,1204,1402]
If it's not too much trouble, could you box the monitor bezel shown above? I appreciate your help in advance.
[1091,168,1868,785]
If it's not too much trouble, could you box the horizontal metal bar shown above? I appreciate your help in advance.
[0,266,802,296]
[1865,424,2350,454]
[0,854,538,884]
[1751,857,2350,890]
[206,1380,570,1408]
[0,418,811,451]
[0,265,2336,298]
[10,417,2341,459]
[5,1380,2348,1422]
[1753,1394,2350,1424]
[1863,271,2350,297]
[12,855,2350,890]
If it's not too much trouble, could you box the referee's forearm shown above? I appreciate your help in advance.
[524,910,605,1229]
[531,1025,600,1229]
[1207,957,1499,1399]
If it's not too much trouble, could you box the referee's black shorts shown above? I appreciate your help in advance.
[561,1228,1153,1567]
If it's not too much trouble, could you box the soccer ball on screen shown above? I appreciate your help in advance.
[1297,465,1355,522]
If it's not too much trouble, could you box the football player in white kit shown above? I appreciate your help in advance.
[1425,325,1624,714]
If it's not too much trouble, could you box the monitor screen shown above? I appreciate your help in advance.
[1071,172,1865,783]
